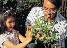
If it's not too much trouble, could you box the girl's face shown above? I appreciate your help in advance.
[5,16,15,31]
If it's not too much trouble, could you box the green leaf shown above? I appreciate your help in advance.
[3,0,8,5]
[31,16,58,44]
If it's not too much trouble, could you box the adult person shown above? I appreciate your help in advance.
[25,0,67,48]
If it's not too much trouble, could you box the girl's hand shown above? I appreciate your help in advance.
[27,24,32,31]
[26,28,32,41]
[25,24,32,39]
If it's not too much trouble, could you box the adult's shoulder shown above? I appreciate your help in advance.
[29,7,44,16]
[57,13,65,20]
[26,7,44,26]
[55,13,66,22]
[30,7,43,13]
[31,7,42,10]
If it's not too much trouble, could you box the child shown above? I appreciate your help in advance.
[0,10,32,48]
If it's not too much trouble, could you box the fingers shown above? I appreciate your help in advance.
[26,27,29,31]
[25,29,31,37]
[25,24,32,37]
[27,24,32,31]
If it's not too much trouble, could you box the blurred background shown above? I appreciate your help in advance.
[0,0,67,37]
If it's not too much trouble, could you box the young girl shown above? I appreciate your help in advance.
[0,10,32,48]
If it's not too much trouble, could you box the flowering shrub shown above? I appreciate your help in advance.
[31,16,58,44]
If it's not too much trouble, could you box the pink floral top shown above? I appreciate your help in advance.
[0,29,19,48]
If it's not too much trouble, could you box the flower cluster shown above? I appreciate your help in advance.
[31,16,58,44]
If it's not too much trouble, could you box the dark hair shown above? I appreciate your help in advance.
[49,0,62,9]
[42,0,62,9]
[0,10,18,34]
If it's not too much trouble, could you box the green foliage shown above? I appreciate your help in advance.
[31,16,58,44]
[3,0,8,5]
[1,0,41,13]
[3,0,14,5]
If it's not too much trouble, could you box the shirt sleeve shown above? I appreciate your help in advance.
[25,7,44,27]
[54,20,67,47]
